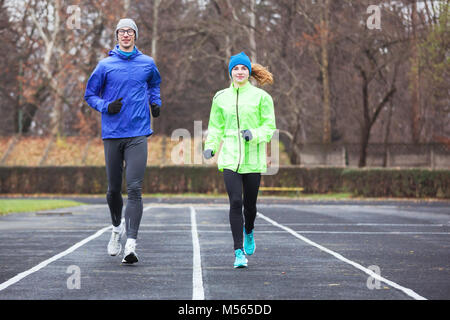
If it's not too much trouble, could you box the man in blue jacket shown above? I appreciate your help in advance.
[84,18,161,264]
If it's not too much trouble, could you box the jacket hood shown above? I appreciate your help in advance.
[109,45,142,60]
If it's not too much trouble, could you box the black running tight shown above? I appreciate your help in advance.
[223,169,261,250]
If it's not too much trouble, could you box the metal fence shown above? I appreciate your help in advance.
[296,143,449,169]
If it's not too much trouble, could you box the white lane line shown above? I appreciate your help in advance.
[278,223,446,227]
[136,223,445,227]
[0,225,112,292]
[136,230,450,235]
[161,230,449,235]
[190,206,205,300]
[144,206,154,212]
[147,204,205,299]
[252,231,450,235]
[257,212,427,301]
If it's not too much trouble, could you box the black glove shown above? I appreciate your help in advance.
[151,103,161,118]
[108,97,123,114]
[241,129,253,141]
[203,149,214,159]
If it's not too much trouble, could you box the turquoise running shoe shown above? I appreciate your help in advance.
[243,227,255,256]
[234,249,248,268]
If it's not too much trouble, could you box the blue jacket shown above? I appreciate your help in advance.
[84,45,161,139]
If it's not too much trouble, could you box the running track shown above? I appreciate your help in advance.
[0,198,449,302]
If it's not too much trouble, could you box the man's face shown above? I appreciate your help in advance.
[117,28,135,51]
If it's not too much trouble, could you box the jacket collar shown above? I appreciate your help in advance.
[109,45,140,60]
[230,80,252,93]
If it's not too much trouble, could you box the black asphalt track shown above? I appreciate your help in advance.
[0,198,449,302]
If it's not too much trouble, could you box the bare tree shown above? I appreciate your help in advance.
[1,0,446,159]
[151,0,160,60]
[336,1,412,166]
[29,0,64,136]
[248,0,257,62]
[410,0,422,143]
[319,0,331,144]
[0,0,19,135]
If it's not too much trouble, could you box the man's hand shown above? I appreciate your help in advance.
[151,103,161,118]
[108,98,123,114]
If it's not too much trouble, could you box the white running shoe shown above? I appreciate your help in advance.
[107,221,125,256]
[122,239,139,264]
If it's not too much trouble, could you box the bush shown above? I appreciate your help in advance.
[0,166,448,198]
[341,168,449,198]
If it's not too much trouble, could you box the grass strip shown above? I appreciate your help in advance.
[0,199,84,215]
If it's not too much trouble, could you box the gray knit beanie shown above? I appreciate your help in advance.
[115,18,138,40]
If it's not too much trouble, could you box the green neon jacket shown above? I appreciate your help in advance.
[205,81,276,173]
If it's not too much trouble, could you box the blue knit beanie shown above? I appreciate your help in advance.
[228,52,252,77]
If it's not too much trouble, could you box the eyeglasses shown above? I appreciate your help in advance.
[117,29,135,36]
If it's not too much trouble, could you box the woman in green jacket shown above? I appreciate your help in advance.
[203,52,276,268]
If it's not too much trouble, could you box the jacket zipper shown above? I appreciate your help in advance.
[235,88,242,172]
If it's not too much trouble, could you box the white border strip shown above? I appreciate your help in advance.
[190,206,205,300]
[0,225,112,292]
[257,212,427,300]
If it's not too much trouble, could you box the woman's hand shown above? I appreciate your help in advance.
[203,149,215,159]
[241,129,253,141]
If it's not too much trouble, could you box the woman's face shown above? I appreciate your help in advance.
[231,65,250,86]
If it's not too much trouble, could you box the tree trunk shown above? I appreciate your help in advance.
[357,65,397,168]
[248,0,257,62]
[152,0,160,61]
[16,59,23,134]
[359,126,370,168]
[320,0,331,144]
[30,0,62,137]
[411,0,421,143]
[359,76,370,167]
[123,0,130,16]
[382,100,394,167]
